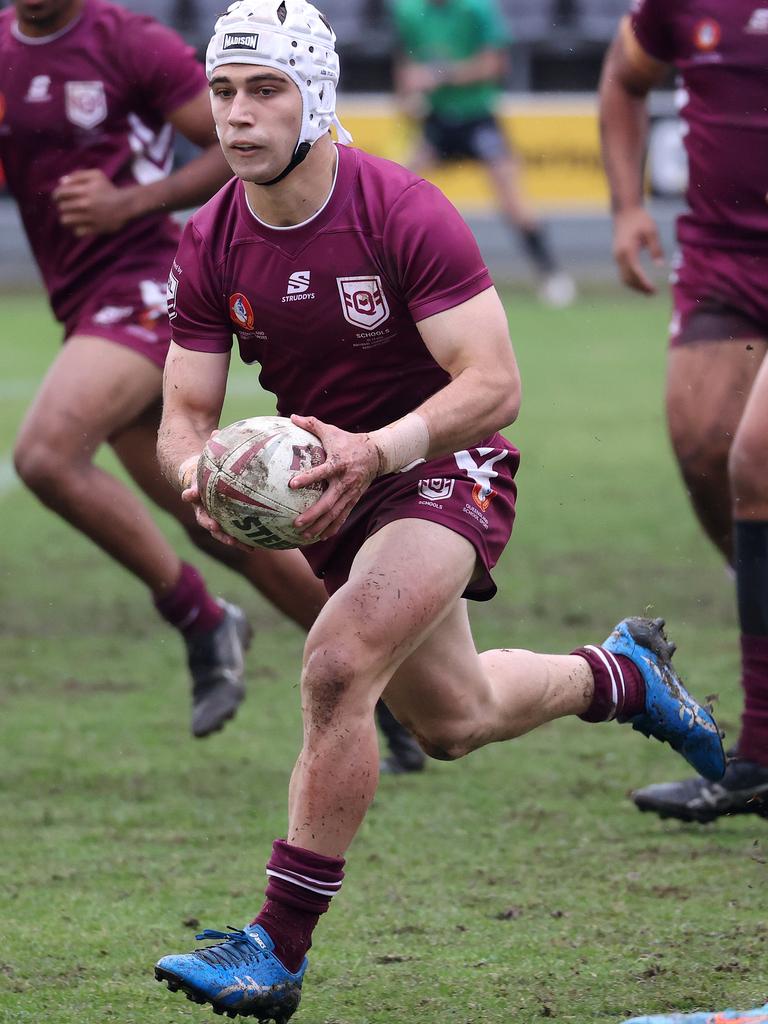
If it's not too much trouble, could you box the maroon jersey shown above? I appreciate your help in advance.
[630,0,768,251]
[170,144,495,433]
[0,0,207,323]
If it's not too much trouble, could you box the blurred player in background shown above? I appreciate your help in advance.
[152,3,724,1018]
[600,0,768,821]
[0,0,333,738]
[392,0,576,308]
[0,0,422,769]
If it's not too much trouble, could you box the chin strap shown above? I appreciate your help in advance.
[257,141,312,187]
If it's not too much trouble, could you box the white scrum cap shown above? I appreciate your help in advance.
[206,0,352,150]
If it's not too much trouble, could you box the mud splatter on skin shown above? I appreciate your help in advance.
[304,671,351,730]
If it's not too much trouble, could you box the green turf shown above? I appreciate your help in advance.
[1,287,765,1024]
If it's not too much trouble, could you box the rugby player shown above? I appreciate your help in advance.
[152,2,725,1018]
[0,0,331,738]
[600,0,768,822]
[392,0,576,308]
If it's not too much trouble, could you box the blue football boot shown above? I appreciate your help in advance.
[603,617,726,782]
[155,924,306,1021]
[621,1005,768,1022]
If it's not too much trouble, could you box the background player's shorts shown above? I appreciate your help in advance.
[670,244,768,347]
[63,267,173,370]
[423,111,511,164]
[302,433,520,601]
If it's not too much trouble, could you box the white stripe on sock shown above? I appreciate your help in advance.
[266,868,342,898]
[601,648,626,712]
[584,644,618,720]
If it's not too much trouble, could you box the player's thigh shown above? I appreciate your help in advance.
[17,334,163,460]
[666,339,766,466]
[383,597,492,747]
[302,518,478,700]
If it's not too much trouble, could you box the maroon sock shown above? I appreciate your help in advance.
[739,634,768,767]
[153,562,224,635]
[572,645,646,723]
[252,839,345,973]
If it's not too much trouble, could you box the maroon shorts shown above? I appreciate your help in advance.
[63,265,173,370]
[670,244,768,347]
[302,434,520,602]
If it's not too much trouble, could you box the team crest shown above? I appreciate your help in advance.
[65,81,107,129]
[229,292,255,330]
[418,478,455,501]
[337,275,390,330]
[693,17,721,50]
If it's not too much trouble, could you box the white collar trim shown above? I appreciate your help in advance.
[11,12,83,45]
[244,146,339,232]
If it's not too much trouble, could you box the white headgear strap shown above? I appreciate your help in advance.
[206,0,352,155]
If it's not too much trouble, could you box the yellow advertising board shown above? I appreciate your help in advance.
[336,94,608,213]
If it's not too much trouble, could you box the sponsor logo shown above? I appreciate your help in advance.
[418,478,455,502]
[746,8,768,32]
[337,275,390,330]
[223,32,259,49]
[25,75,51,103]
[283,270,316,303]
[65,80,107,129]
[454,448,509,512]
[229,292,255,330]
[92,305,133,325]
[287,271,310,293]
[693,17,721,51]
[167,271,179,320]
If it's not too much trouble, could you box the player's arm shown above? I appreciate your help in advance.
[158,340,229,491]
[290,286,519,541]
[52,87,232,237]
[599,16,670,293]
[157,341,248,546]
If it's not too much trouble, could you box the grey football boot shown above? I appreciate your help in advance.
[184,600,253,738]
[632,751,768,823]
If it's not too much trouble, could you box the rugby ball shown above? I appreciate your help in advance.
[196,416,326,550]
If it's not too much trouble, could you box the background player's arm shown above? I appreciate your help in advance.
[53,88,232,237]
[291,285,519,541]
[599,16,669,293]
[397,47,505,99]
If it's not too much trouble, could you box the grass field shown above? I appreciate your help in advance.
[1,287,766,1024]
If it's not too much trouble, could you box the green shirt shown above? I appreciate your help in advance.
[392,0,509,121]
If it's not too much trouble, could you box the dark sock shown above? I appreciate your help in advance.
[734,522,768,766]
[153,562,224,635]
[252,839,345,973]
[518,225,558,275]
[572,645,646,723]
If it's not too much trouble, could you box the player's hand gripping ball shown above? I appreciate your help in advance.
[196,416,326,549]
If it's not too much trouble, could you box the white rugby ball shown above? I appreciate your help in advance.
[197,416,326,550]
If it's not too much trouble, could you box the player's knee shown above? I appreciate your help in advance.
[415,719,478,761]
[13,433,74,498]
[670,424,730,493]
[301,640,376,728]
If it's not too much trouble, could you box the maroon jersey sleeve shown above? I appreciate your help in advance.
[121,15,208,117]
[383,180,494,323]
[169,220,233,353]
[629,0,676,64]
